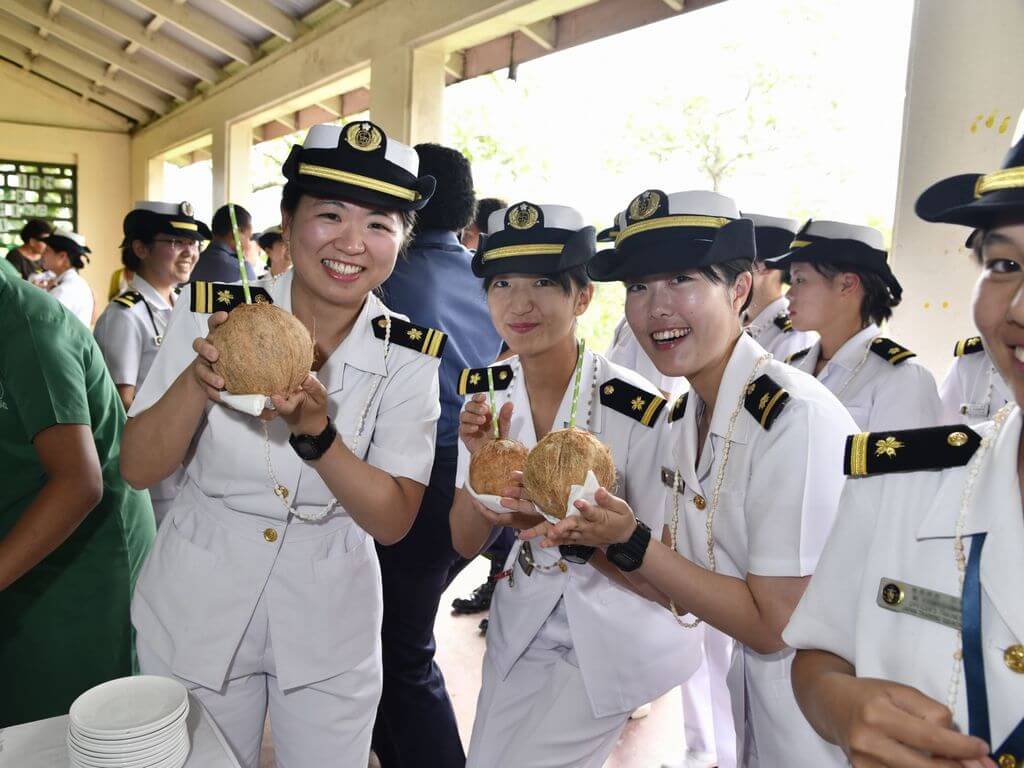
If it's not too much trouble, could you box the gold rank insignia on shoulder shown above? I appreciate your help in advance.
[190,282,273,313]
[773,312,794,332]
[111,290,142,308]
[844,424,981,477]
[785,347,811,364]
[953,336,984,357]
[458,365,514,395]
[869,336,916,365]
[599,378,666,427]
[744,374,790,429]
[668,392,689,423]
[372,315,447,358]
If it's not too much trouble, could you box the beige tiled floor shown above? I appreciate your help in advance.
[260,557,686,767]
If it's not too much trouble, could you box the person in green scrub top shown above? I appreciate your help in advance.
[0,268,155,728]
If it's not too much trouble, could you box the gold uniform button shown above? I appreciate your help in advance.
[1004,644,1024,673]
[263,528,278,543]
[693,495,707,510]
[947,431,969,447]
[997,754,1017,768]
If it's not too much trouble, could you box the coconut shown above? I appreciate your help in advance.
[469,438,529,496]
[207,303,314,395]
[522,428,616,520]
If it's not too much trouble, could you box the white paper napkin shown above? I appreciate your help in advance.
[464,478,510,516]
[218,393,271,417]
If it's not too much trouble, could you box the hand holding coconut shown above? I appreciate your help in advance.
[521,486,637,549]
[459,394,514,456]
[271,374,329,437]
[189,311,231,402]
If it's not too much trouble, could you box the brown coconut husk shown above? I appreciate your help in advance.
[207,303,314,396]
[522,428,616,519]
[469,438,529,496]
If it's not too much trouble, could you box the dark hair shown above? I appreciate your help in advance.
[810,262,896,325]
[121,238,149,271]
[483,264,591,295]
[474,197,507,234]
[280,183,417,249]
[21,218,52,244]
[212,204,252,238]
[257,231,284,252]
[49,242,88,270]
[696,257,754,315]
[412,143,476,232]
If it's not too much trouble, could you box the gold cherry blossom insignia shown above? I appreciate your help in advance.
[875,436,904,458]
[469,373,481,386]
[631,396,646,411]
[407,328,424,341]
[216,289,233,305]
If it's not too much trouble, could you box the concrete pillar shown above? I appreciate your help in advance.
[211,120,254,208]
[369,47,445,145]
[889,0,1024,376]
[144,155,165,201]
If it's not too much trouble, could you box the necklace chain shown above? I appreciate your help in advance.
[668,353,771,627]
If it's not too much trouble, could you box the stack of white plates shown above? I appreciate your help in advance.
[67,676,191,768]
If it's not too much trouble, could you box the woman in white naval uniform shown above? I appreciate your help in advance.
[783,132,1024,768]
[449,202,701,768]
[41,230,94,326]
[941,336,1013,425]
[120,121,443,768]
[529,189,856,767]
[740,213,817,362]
[765,220,943,431]
[94,201,203,525]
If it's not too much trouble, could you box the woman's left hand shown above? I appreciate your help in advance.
[269,374,329,436]
[521,487,637,548]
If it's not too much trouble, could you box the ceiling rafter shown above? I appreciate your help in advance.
[128,0,257,65]
[219,0,304,42]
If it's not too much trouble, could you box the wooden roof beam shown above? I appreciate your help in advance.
[219,0,304,43]
[128,0,256,65]
[517,17,556,51]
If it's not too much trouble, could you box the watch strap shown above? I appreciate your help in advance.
[606,518,651,572]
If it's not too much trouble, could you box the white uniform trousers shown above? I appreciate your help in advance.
[138,589,381,768]
[680,626,736,766]
[466,600,628,768]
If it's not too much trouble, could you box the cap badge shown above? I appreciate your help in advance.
[345,122,383,152]
[508,203,540,230]
[629,190,660,221]
[179,200,194,217]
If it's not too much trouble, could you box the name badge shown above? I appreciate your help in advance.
[516,542,535,577]
[661,467,676,488]
[960,402,990,418]
[876,578,961,629]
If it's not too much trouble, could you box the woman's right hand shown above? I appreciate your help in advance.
[189,311,229,402]
[823,673,993,768]
[459,395,513,455]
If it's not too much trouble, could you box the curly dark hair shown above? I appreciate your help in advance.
[20,218,52,244]
[474,197,508,234]
[412,143,476,233]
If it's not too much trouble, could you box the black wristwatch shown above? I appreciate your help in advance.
[605,518,651,572]
[559,544,596,565]
[288,418,337,461]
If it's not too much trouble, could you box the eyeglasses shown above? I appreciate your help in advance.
[152,237,197,250]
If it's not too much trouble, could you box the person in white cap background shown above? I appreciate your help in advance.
[782,122,1024,768]
[93,201,206,525]
[256,226,292,279]
[767,220,943,431]
[741,213,817,362]
[527,188,856,766]
[450,201,700,768]
[41,230,94,326]
[119,120,443,767]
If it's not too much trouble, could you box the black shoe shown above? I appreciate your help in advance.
[478,618,489,635]
[451,578,495,614]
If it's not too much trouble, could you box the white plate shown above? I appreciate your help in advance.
[71,733,189,768]
[69,709,188,751]
[69,727,187,763]
[70,676,189,738]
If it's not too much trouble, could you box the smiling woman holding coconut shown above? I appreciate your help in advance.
[119,121,444,767]
[526,190,858,766]
[449,202,700,768]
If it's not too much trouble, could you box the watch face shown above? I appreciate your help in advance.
[293,437,321,461]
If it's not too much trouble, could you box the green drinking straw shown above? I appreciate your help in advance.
[228,203,252,304]
[567,338,586,429]
[486,366,499,439]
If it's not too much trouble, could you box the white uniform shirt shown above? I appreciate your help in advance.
[788,324,943,431]
[667,332,853,766]
[744,296,817,363]
[456,350,702,717]
[128,269,441,691]
[605,317,689,399]
[785,408,1024,751]
[49,268,93,326]
[939,342,1013,425]
[94,276,184,518]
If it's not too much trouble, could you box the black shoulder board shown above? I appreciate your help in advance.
[458,365,514,395]
[190,282,273,313]
[869,337,916,365]
[668,392,689,423]
[599,378,666,427]
[845,425,980,478]
[112,290,142,308]
[785,347,812,364]
[773,312,793,332]
[744,374,790,429]
[953,337,984,357]
[372,315,447,358]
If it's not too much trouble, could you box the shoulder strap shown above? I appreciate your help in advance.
[953,337,984,357]
[599,378,667,427]
[869,337,916,365]
[372,315,447,358]
[845,425,981,477]
[458,365,514,395]
[191,282,273,313]
[743,374,790,429]
[111,290,142,308]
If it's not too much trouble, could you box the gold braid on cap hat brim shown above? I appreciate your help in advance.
[298,162,420,202]
[615,215,730,245]
[973,166,1024,198]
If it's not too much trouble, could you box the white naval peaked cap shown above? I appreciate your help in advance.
[52,229,87,248]
[611,189,739,232]
[302,123,420,176]
[799,220,885,249]
[488,203,585,235]
[741,213,799,232]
